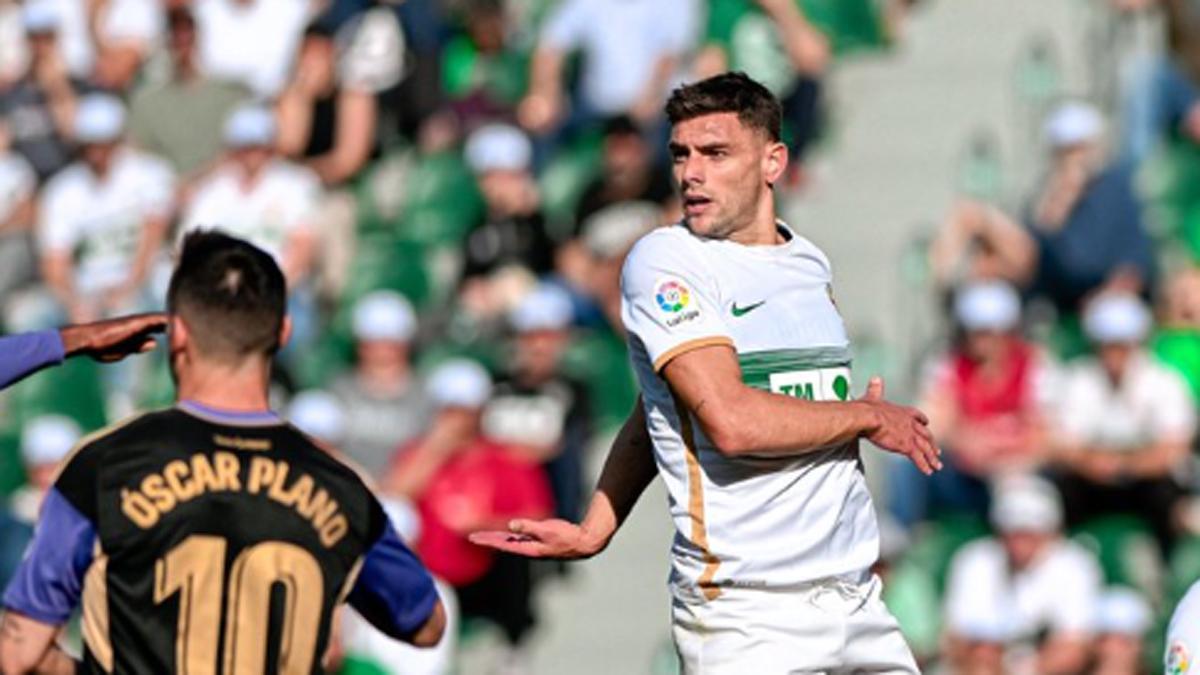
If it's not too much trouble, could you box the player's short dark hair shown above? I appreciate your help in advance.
[665,71,782,142]
[167,230,287,361]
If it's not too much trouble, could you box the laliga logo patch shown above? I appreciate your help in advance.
[655,278,701,328]
[1169,641,1191,675]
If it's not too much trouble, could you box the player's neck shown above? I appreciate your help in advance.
[728,202,784,246]
[175,358,274,413]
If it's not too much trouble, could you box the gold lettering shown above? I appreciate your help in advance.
[247,457,275,494]
[121,489,159,528]
[305,489,339,529]
[190,454,221,493]
[267,461,291,502]
[213,452,241,491]
[163,460,198,501]
[141,474,176,512]
[282,475,314,509]
[212,434,271,452]
[319,515,348,548]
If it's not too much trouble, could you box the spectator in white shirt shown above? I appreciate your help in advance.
[944,474,1102,675]
[517,0,698,136]
[193,0,315,98]
[23,0,162,90]
[1053,293,1197,552]
[37,94,176,323]
[178,104,319,287]
[1093,587,1153,675]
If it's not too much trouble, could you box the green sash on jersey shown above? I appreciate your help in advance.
[739,347,852,401]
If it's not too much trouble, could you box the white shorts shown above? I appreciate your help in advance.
[671,574,919,675]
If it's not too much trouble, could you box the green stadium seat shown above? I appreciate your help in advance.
[538,133,603,234]
[800,0,888,55]
[3,358,108,436]
[1070,515,1162,595]
[896,513,990,597]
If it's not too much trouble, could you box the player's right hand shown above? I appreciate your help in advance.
[859,377,943,476]
[60,312,168,362]
[469,518,604,560]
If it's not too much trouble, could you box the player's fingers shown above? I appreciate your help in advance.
[908,448,933,476]
[907,406,930,426]
[860,376,884,402]
[137,337,157,353]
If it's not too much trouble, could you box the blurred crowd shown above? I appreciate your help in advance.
[18,0,1200,673]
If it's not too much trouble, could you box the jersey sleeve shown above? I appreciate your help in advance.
[346,519,439,640]
[2,488,96,625]
[540,0,589,50]
[0,330,66,390]
[620,232,733,372]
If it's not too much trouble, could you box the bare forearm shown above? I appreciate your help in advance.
[527,47,565,99]
[707,390,879,457]
[579,400,657,551]
[0,611,74,675]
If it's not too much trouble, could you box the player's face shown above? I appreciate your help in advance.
[669,113,784,240]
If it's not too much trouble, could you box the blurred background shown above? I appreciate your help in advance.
[3,0,1200,672]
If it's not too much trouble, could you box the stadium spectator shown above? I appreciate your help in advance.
[0,127,36,298]
[441,0,529,129]
[0,1,86,181]
[944,474,1102,675]
[458,123,554,327]
[517,0,697,137]
[0,415,79,588]
[37,93,175,323]
[331,290,432,474]
[1093,587,1153,675]
[574,200,660,330]
[891,280,1056,526]
[1052,293,1196,552]
[931,102,1156,315]
[178,104,319,287]
[386,359,552,663]
[192,0,313,99]
[485,283,591,523]
[127,5,249,179]
[18,0,162,91]
[573,115,678,226]
[696,0,832,183]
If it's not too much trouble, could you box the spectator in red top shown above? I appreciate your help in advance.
[385,358,552,660]
[890,280,1057,527]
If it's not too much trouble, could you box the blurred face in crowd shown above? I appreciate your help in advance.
[514,329,568,384]
[167,10,198,67]
[467,6,506,53]
[232,145,273,176]
[26,28,58,65]
[605,131,650,181]
[670,113,785,241]
[1094,633,1143,675]
[1001,529,1052,569]
[964,329,1010,364]
[355,338,411,379]
[956,641,1006,675]
[296,34,336,94]
[1098,342,1136,383]
[26,462,57,493]
[479,168,531,216]
[433,406,483,446]
[82,141,118,175]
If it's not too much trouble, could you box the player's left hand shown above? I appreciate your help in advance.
[469,518,604,560]
[60,312,168,363]
[859,377,943,475]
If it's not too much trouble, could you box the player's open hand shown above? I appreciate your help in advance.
[859,377,942,475]
[60,312,168,363]
[469,518,604,560]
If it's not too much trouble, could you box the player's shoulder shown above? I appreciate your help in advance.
[41,162,90,201]
[282,423,382,495]
[52,410,177,497]
[117,147,175,181]
[622,224,708,277]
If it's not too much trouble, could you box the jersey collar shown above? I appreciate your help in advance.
[177,400,283,426]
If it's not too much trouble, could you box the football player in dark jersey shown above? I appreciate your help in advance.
[0,230,445,674]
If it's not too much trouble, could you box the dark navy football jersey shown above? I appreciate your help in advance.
[4,401,438,674]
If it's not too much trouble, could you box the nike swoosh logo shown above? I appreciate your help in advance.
[731,300,765,317]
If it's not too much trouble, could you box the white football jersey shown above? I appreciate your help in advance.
[620,222,879,600]
[1167,580,1200,675]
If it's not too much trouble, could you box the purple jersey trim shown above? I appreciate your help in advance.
[177,400,283,426]
[0,330,66,390]
[2,488,95,624]
[347,522,439,639]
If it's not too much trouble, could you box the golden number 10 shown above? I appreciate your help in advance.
[153,536,325,675]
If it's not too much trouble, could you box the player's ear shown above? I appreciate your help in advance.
[278,316,293,350]
[168,314,188,352]
[763,140,787,187]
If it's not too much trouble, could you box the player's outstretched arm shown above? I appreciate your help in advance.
[59,312,167,363]
[664,344,942,474]
[470,398,658,558]
[0,611,76,675]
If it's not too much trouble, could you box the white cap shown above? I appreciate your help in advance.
[287,390,345,444]
[21,415,81,467]
[427,358,492,409]
[352,290,416,343]
[464,123,532,173]
[223,105,277,148]
[22,0,59,33]
[1044,101,1104,148]
[950,608,1017,644]
[74,94,126,144]
[582,201,660,259]
[990,473,1063,533]
[1096,587,1152,636]
[510,283,574,333]
[954,280,1021,332]
[1084,293,1151,344]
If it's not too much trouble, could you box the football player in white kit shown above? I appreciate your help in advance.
[1167,581,1200,675]
[472,72,940,673]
